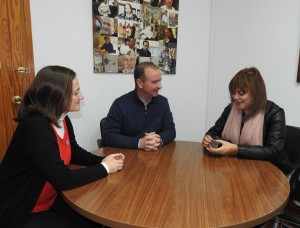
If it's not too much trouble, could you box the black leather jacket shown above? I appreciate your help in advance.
[206,100,292,173]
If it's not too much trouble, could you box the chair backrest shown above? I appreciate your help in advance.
[100,117,107,139]
[97,117,107,148]
[283,126,300,203]
[284,125,300,169]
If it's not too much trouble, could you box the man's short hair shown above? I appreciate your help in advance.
[134,62,158,83]
[143,40,149,45]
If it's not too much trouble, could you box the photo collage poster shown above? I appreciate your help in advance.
[92,0,179,74]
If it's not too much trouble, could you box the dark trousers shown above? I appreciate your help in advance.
[23,195,100,228]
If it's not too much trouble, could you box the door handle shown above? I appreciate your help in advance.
[12,95,21,104]
[13,66,29,74]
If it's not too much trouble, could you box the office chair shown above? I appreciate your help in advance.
[272,125,300,228]
[97,117,107,148]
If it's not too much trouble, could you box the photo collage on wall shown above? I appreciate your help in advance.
[92,0,179,74]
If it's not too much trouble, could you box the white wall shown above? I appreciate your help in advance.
[207,0,300,129]
[29,0,300,151]
[29,0,210,150]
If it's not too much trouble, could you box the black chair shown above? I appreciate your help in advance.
[272,125,300,228]
[285,126,300,172]
[97,117,107,148]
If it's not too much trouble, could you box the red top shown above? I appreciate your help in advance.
[32,120,71,213]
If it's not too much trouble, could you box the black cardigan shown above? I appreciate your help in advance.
[206,100,292,173]
[0,114,107,228]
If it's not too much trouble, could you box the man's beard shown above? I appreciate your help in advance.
[100,28,110,35]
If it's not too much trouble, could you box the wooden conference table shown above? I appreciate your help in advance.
[62,141,290,228]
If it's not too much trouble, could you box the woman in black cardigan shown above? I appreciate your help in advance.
[0,65,125,228]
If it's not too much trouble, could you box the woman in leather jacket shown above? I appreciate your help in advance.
[202,67,291,174]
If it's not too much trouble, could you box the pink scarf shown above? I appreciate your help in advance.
[221,103,264,146]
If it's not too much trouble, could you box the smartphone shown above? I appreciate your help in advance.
[210,140,220,149]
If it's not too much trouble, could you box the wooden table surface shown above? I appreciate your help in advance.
[62,141,290,228]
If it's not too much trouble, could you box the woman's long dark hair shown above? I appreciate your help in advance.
[229,67,267,121]
[16,65,76,127]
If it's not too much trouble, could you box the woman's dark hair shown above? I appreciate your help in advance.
[16,65,76,127]
[165,27,174,38]
[229,67,267,121]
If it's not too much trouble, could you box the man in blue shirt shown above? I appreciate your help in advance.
[103,62,176,150]
[100,36,114,53]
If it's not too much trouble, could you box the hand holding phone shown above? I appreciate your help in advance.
[210,140,220,149]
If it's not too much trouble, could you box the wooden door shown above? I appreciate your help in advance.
[0,0,34,160]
